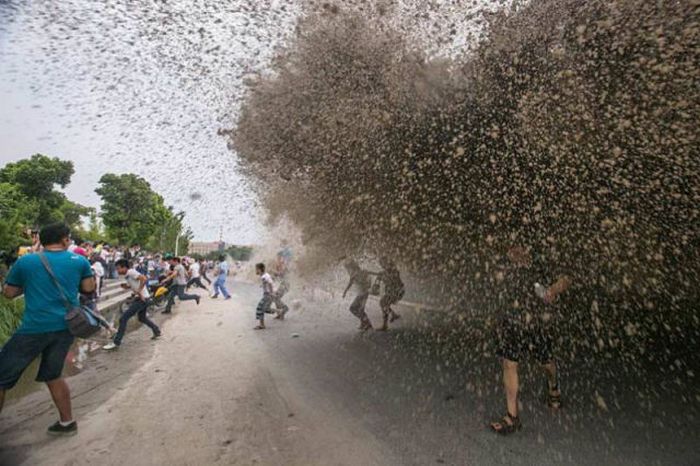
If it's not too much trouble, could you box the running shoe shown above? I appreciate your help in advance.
[47,421,78,436]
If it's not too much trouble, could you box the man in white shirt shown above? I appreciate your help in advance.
[163,257,200,314]
[103,259,160,350]
[186,259,208,291]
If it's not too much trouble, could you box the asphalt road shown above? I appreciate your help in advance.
[0,279,697,465]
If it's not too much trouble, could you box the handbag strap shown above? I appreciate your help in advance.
[38,252,74,312]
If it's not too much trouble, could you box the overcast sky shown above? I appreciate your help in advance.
[0,0,304,244]
[0,0,497,244]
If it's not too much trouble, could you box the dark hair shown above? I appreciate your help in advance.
[256,262,265,272]
[39,223,71,246]
[171,257,181,263]
[115,259,130,269]
[219,255,225,262]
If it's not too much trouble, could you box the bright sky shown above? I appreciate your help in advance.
[0,0,498,243]
[0,0,303,244]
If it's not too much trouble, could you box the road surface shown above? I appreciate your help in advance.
[0,279,697,465]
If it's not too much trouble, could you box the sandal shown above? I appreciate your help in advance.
[547,387,562,409]
[253,325,266,330]
[544,381,561,409]
[490,413,521,435]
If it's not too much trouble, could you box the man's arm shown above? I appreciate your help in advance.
[342,277,355,298]
[3,284,23,299]
[544,276,572,304]
[80,276,96,294]
[162,270,177,282]
[136,274,147,300]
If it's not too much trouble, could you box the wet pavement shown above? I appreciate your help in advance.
[0,279,697,465]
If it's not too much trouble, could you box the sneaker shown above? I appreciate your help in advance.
[47,421,78,436]
[224,296,232,301]
[161,310,172,314]
[102,342,119,351]
[211,295,219,299]
[151,332,161,340]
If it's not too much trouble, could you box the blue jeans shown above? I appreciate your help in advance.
[114,298,160,345]
[164,285,199,312]
[0,330,74,389]
[212,277,230,298]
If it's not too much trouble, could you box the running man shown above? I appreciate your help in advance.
[377,256,405,331]
[342,259,373,331]
[103,259,161,350]
[162,257,200,314]
[200,258,212,286]
[490,246,571,434]
[254,263,274,329]
[186,258,208,291]
[211,255,231,300]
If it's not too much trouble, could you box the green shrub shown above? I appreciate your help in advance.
[0,295,24,345]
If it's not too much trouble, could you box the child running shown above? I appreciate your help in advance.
[342,259,373,331]
[377,256,405,331]
[254,263,274,330]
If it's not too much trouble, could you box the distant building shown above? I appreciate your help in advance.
[188,241,225,256]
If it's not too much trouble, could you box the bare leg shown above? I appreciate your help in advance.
[542,360,561,407]
[490,358,521,432]
[542,361,558,389]
[46,379,73,422]
[378,310,389,331]
[504,358,519,417]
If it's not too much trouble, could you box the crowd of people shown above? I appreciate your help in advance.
[0,223,247,436]
[340,248,571,436]
[0,223,571,439]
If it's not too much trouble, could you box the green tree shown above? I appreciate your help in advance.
[0,154,89,266]
[0,182,34,268]
[204,245,253,262]
[96,173,163,245]
[0,154,87,227]
[147,205,193,255]
[79,209,112,243]
[96,173,191,251]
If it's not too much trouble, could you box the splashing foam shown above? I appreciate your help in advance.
[227,1,700,358]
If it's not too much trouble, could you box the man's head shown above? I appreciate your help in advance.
[219,255,225,262]
[39,223,71,249]
[255,263,265,275]
[344,259,360,273]
[170,257,181,265]
[378,256,394,269]
[115,259,130,275]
